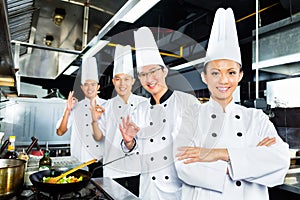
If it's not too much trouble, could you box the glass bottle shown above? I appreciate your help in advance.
[39,142,52,171]
[4,135,18,159]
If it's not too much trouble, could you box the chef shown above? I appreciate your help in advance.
[119,27,199,199]
[90,44,147,196]
[56,57,106,177]
[174,8,290,200]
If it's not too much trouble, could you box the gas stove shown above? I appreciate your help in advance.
[8,178,139,200]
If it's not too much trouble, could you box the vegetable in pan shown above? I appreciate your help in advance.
[43,176,83,184]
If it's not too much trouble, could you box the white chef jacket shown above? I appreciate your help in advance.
[98,93,147,178]
[56,96,106,163]
[133,90,199,200]
[174,98,290,200]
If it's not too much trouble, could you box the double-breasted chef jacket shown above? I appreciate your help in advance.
[131,89,199,200]
[174,98,290,200]
[57,96,106,162]
[98,93,147,178]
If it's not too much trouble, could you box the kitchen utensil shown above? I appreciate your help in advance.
[29,169,91,194]
[47,158,96,183]
[0,159,26,199]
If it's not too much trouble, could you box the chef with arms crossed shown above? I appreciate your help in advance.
[119,26,200,199]
[90,44,147,196]
[174,8,290,200]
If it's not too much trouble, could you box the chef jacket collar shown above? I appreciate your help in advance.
[208,97,235,113]
[116,92,133,104]
[150,89,173,105]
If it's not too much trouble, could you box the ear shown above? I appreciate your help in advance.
[201,72,207,85]
[238,71,244,83]
[112,78,116,86]
[132,78,136,85]
[80,85,84,92]
[163,67,168,78]
[96,84,100,90]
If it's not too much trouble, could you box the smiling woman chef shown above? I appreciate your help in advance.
[174,8,290,200]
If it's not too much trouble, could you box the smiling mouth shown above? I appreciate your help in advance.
[217,87,230,92]
[147,82,157,89]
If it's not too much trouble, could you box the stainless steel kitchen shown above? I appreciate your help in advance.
[0,0,300,199]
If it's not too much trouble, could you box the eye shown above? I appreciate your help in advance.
[211,71,219,76]
[229,71,237,75]
[150,70,156,75]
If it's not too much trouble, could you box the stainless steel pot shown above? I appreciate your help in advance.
[0,159,26,199]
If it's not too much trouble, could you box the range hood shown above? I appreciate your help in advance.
[252,12,300,76]
[0,0,15,87]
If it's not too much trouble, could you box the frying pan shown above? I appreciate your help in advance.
[29,169,91,194]
[29,153,135,194]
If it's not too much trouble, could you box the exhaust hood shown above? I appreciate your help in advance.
[252,12,300,76]
[0,0,15,87]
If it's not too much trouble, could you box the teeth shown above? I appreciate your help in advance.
[218,87,229,92]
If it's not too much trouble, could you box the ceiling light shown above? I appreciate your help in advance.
[171,57,205,71]
[82,39,109,59]
[63,65,79,75]
[121,0,160,23]
[53,8,66,26]
[44,35,54,46]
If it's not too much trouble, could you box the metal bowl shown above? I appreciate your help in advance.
[0,159,26,199]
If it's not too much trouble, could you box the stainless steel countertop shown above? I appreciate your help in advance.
[278,168,300,194]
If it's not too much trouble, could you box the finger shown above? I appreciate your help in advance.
[264,137,276,147]
[257,137,270,146]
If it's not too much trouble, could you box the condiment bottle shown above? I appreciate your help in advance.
[18,149,29,170]
[4,135,18,159]
[39,142,52,171]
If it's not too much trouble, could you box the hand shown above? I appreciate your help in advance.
[66,91,77,112]
[176,147,226,164]
[90,99,105,121]
[257,136,276,147]
[119,115,139,144]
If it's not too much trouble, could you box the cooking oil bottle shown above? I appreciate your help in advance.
[4,135,18,159]
[39,142,52,171]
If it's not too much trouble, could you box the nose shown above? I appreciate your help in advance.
[219,74,229,84]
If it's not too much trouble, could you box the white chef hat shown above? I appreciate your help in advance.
[134,27,166,72]
[113,44,134,77]
[81,57,99,85]
[204,8,241,66]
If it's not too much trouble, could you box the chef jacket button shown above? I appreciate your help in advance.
[163,156,167,160]
[85,104,88,107]
[152,176,156,180]
[150,139,154,142]
[150,105,154,109]
[85,114,88,116]
[162,119,166,123]
[162,136,166,140]
[212,132,217,137]
[86,124,89,126]
[96,145,99,147]
[120,116,122,119]
[164,104,167,107]
[236,181,241,186]
[165,176,169,180]
[86,134,89,137]
[235,115,240,119]
[237,132,243,137]
[131,104,133,106]
[86,145,89,148]
[211,114,216,119]
[150,157,154,161]
[150,122,153,126]
[118,105,121,108]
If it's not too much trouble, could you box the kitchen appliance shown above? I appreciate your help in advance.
[0,159,26,199]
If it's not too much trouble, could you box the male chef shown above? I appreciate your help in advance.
[90,44,147,196]
[174,8,290,200]
[56,57,106,177]
[119,27,199,199]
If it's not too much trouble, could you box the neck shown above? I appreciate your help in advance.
[152,87,168,104]
[119,93,131,104]
[212,96,233,112]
